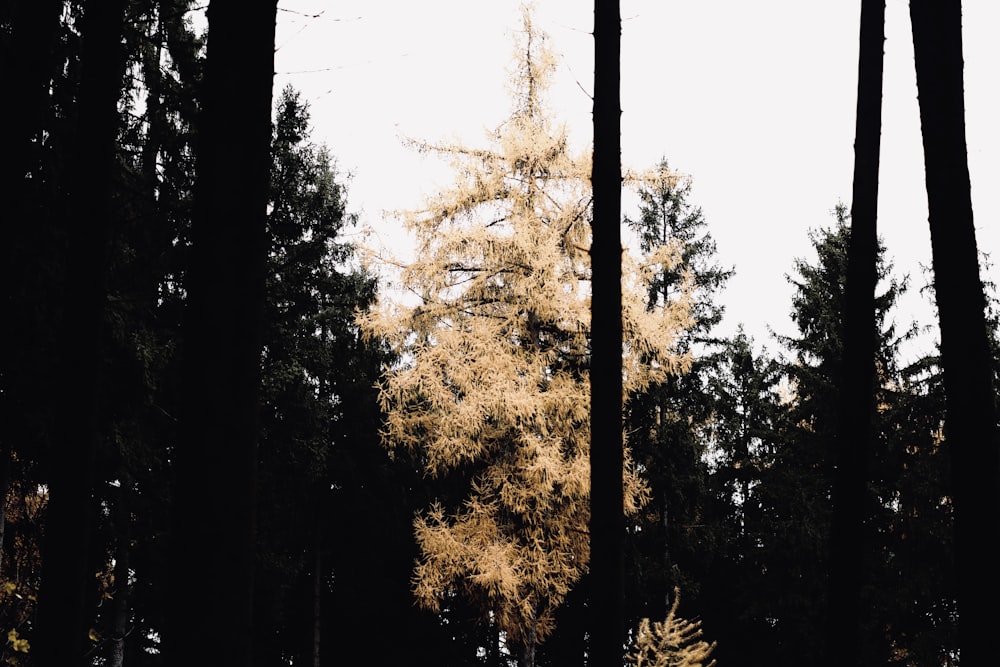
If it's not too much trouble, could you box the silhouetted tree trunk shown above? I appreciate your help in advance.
[829,2,884,665]
[0,1,64,563]
[34,1,128,664]
[910,2,1000,664]
[108,481,132,667]
[165,1,277,666]
[590,1,624,665]
[312,534,322,667]
[0,450,10,576]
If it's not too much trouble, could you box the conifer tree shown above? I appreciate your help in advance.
[360,8,692,664]
[626,589,717,667]
[622,160,732,628]
[753,209,907,666]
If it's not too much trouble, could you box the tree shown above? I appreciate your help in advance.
[252,85,411,667]
[626,161,732,344]
[165,1,278,665]
[360,8,692,665]
[621,161,733,630]
[910,2,1000,662]
[829,1,884,663]
[753,210,908,666]
[34,1,129,663]
[696,330,785,665]
[626,589,716,667]
[590,0,625,664]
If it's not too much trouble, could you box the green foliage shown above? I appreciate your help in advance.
[620,160,731,633]
[699,207,959,666]
[253,85,391,665]
[626,159,733,342]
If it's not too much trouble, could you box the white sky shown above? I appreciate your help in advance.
[271,0,1000,361]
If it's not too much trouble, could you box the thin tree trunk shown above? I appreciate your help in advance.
[829,2,884,665]
[909,2,1000,664]
[0,447,11,577]
[312,541,322,667]
[518,616,538,667]
[34,1,128,664]
[165,1,277,666]
[109,482,132,667]
[590,1,624,665]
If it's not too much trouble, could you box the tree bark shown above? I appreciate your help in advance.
[34,1,128,664]
[165,1,277,666]
[909,2,1000,664]
[590,1,624,665]
[109,482,133,667]
[829,2,884,665]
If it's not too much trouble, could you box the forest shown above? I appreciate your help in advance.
[1,1,997,666]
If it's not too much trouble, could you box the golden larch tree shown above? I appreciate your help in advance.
[360,7,693,663]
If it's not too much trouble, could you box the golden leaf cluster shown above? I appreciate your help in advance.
[358,4,694,650]
[626,589,717,667]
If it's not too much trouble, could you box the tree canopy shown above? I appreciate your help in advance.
[360,9,692,663]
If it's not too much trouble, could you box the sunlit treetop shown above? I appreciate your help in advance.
[359,3,695,657]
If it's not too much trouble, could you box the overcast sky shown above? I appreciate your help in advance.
[270,0,1000,361]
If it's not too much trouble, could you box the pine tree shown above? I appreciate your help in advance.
[755,208,907,666]
[697,330,785,665]
[622,160,733,629]
[360,8,692,664]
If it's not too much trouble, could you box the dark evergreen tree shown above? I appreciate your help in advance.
[251,85,403,666]
[621,160,732,625]
[699,330,784,665]
[876,344,958,665]
[756,209,907,666]
[95,3,205,660]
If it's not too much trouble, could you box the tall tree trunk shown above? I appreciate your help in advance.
[829,2,884,665]
[165,1,277,666]
[590,1,624,665]
[34,1,128,664]
[909,2,1000,664]
[0,1,64,565]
